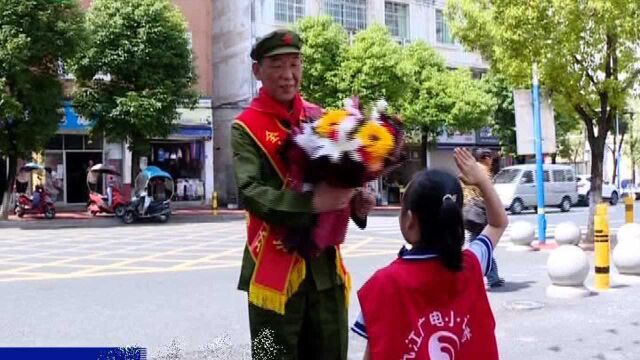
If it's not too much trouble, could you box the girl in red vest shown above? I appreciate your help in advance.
[352,148,508,360]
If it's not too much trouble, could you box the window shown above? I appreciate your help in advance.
[46,135,63,150]
[435,9,454,44]
[565,170,575,182]
[520,171,534,184]
[323,0,367,32]
[543,170,551,183]
[495,169,521,184]
[385,2,409,41]
[275,0,305,23]
[553,170,566,182]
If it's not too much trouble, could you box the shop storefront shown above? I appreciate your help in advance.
[43,102,126,204]
[139,98,214,204]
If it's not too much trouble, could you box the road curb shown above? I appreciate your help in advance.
[0,214,246,230]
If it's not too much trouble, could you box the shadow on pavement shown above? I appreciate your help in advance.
[488,280,536,293]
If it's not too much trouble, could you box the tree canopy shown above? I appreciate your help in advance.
[0,0,84,218]
[448,0,640,241]
[295,16,348,109]
[72,0,197,152]
[295,18,495,159]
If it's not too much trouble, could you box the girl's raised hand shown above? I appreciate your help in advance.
[454,148,488,186]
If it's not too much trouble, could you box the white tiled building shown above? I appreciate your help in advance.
[212,0,489,205]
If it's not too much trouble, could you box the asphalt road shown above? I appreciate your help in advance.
[0,203,639,359]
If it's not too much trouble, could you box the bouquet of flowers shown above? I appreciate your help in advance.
[292,98,404,188]
[283,97,406,255]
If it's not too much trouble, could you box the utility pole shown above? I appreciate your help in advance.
[532,63,547,243]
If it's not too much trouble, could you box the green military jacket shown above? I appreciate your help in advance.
[231,122,345,292]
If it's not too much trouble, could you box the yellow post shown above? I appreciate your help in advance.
[212,191,218,216]
[625,194,634,224]
[594,203,610,290]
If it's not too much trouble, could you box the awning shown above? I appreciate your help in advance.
[170,125,213,140]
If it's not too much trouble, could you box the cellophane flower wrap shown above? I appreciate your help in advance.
[286,97,405,255]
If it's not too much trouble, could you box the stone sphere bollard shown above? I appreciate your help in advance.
[612,224,640,276]
[546,245,591,298]
[554,222,582,246]
[509,221,535,251]
[615,223,640,245]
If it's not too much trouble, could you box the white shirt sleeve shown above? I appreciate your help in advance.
[468,234,494,276]
[351,311,368,339]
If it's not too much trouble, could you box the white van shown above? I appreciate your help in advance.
[493,164,578,214]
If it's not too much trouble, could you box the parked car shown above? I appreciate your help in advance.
[576,175,620,205]
[620,179,640,200]
[494,164,578,215]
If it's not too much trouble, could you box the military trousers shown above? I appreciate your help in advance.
[248,276,348,360]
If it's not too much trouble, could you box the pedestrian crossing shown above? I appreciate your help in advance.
[0,217,628,283]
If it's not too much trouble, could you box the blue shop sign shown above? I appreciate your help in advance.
[59,101,92,132]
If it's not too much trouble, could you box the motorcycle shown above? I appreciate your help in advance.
[14,163,56,219]
[122,166,173,224]
[87,163,127,217]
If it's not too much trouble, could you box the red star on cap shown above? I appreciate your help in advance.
[282,34,294,45]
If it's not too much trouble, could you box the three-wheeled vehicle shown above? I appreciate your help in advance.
[14,162,56,219]
[122,166,173,224]
[87,163,127,217]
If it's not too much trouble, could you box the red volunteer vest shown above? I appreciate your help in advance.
[358,250,498,360]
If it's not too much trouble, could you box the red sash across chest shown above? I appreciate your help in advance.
[233,101,350,315]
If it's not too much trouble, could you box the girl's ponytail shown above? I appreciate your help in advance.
[405,169,466,272]
[435,195,465,271]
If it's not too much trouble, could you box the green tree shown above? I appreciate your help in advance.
[72,0,197,159]
[294,16,348,109]
[556,125,585,166]
[624,109,640,185]
[337,24,405,107]
[398,41,496,167]
[448,0,640,242]
[0,0,84,219]
[482,72,516,156]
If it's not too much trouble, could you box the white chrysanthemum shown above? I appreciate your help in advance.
[293,123,323,158]
[343,98,363,119]
[312,115,362,163]
[371,99,388,123]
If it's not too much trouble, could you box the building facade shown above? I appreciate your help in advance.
[213,0,492,205]
[46,0,215,206]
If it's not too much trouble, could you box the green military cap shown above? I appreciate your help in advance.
[250,29,303,61]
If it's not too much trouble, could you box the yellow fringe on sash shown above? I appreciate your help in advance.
[248,258,306,315]
[335,248,352,307]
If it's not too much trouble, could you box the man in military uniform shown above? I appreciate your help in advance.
[231,30,375,359]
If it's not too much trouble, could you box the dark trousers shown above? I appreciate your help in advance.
[248,277,348,360]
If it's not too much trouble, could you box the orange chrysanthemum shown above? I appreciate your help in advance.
[315,110,348,137]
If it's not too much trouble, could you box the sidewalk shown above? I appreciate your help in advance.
[0,205,402,229]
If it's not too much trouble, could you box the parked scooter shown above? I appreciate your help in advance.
[122,166,173,224]
[14,163,56,219]
[87,163,127,217]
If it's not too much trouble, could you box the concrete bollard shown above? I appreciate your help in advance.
[546,245,591,298]
[508,221,536,251]
[612,223,640,277]
[554,221,581,246]
[614,223,640,245]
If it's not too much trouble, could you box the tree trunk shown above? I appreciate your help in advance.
[612,150,618,184]
[585,139,605,244]
[420,133,428,169]
[0,155,17,221]
[633,157,637,185]
[551,153,557,164]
